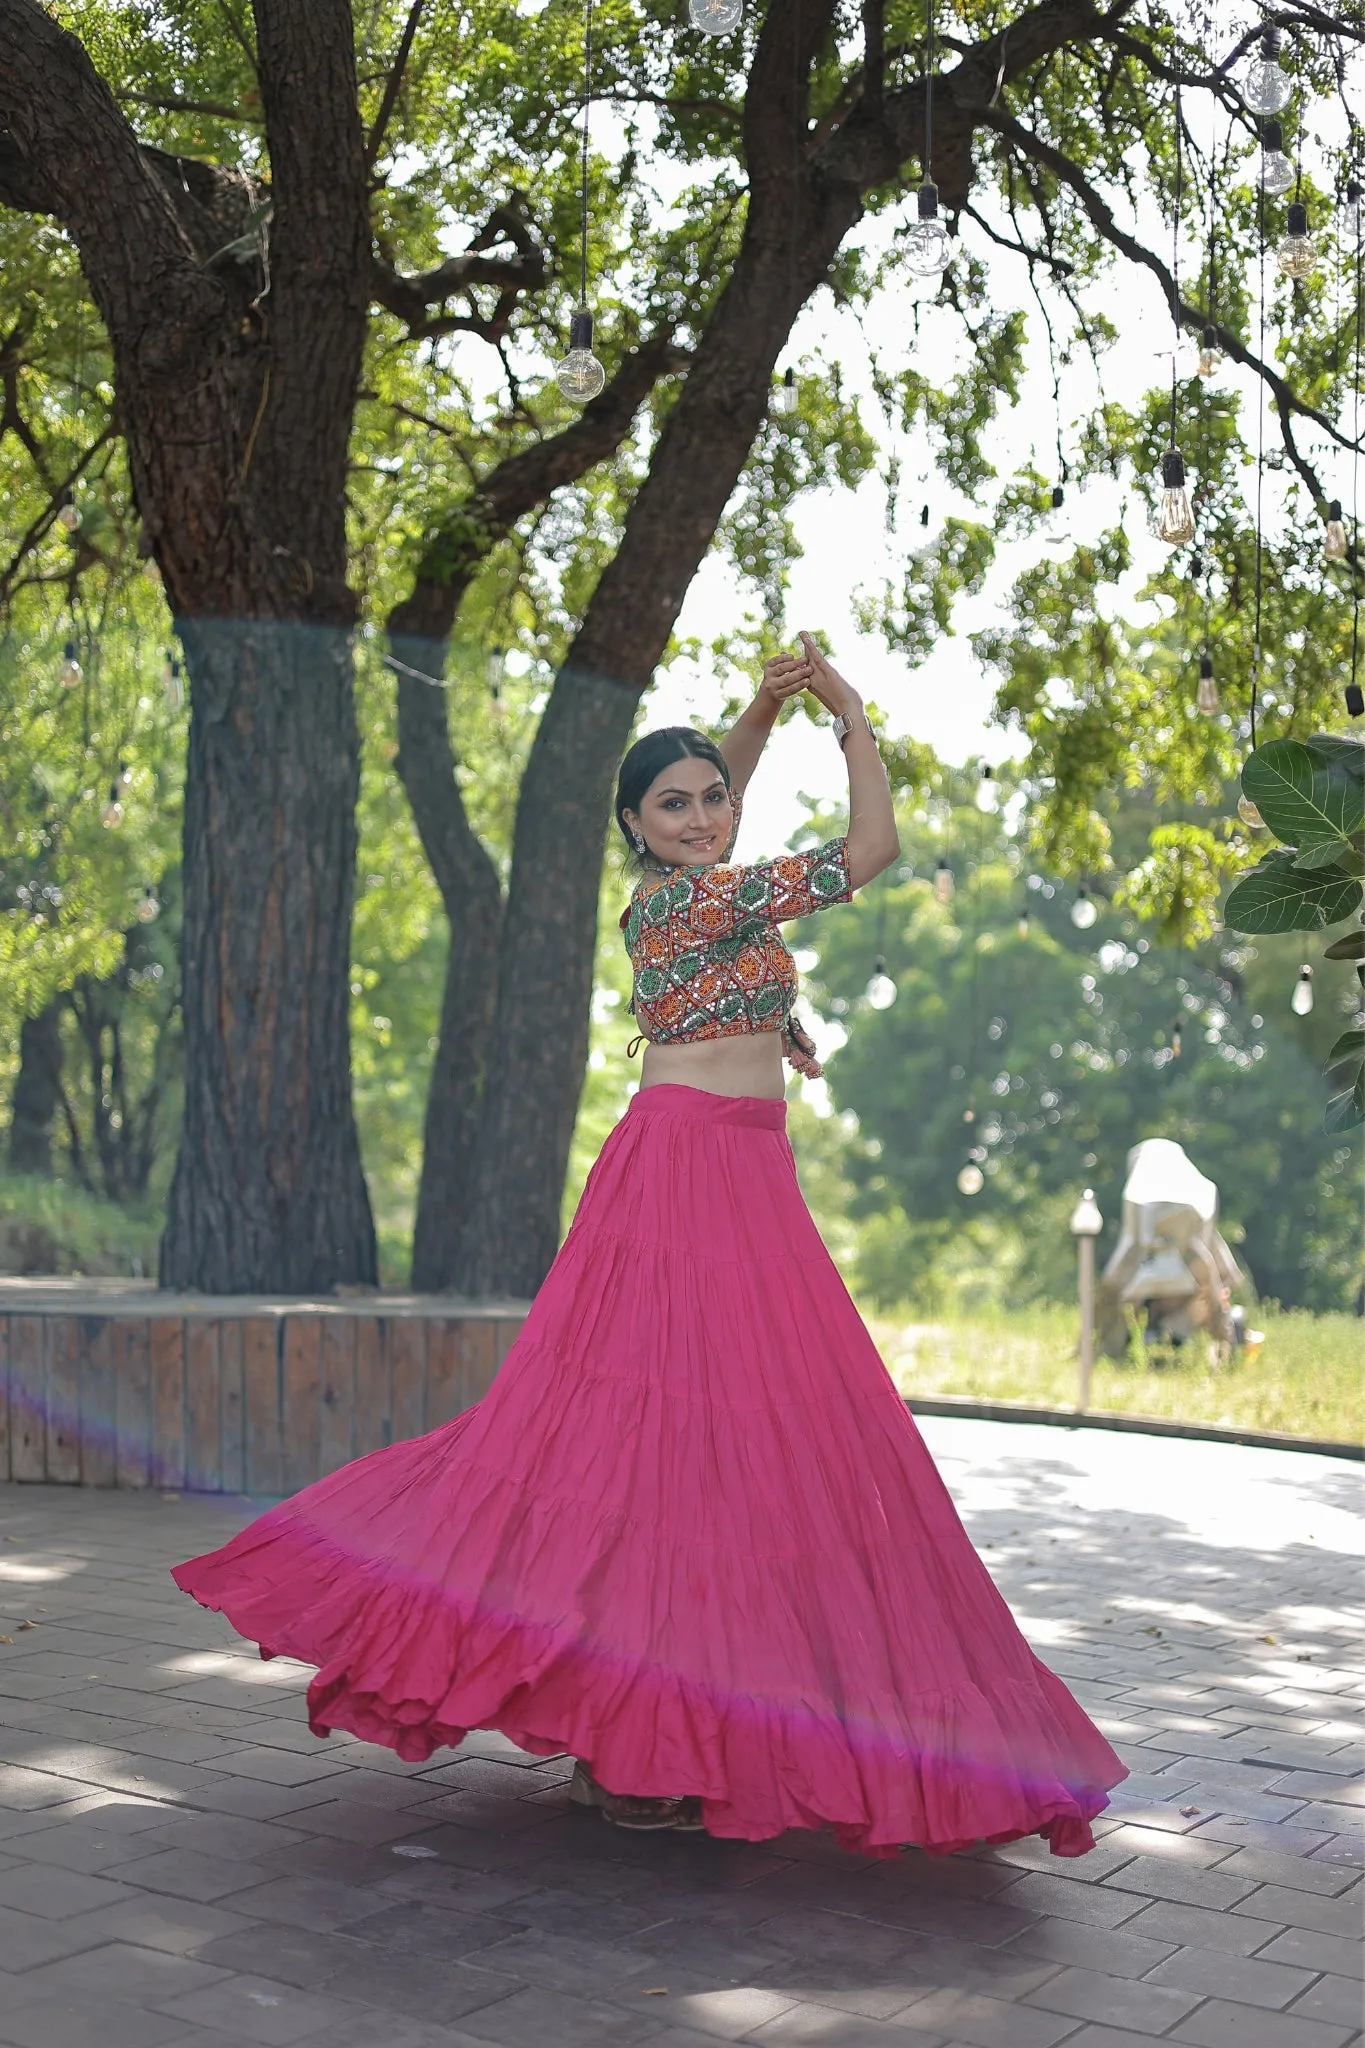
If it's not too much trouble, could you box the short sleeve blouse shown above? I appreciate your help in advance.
[620,835,852,1048]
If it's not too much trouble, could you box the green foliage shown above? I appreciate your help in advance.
[0,1167,160,1279]
[1223,737,1365,1129]
[1242,737,1365,854]
[798,767,1362,1317]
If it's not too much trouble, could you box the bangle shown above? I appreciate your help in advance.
[832,710,875,748]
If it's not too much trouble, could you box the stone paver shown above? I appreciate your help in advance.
[0,1417,1360,2048]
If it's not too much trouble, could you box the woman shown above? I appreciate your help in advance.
[174,632,1125,1856]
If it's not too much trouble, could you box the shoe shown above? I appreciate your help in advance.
[570,1762,707,1832]
[601,1791,702,1831]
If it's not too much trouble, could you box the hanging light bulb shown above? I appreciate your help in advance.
[865,955,898,1010]
[1158,448,1196,545]
[956,1162,985,1196]
[1345,680,1364,719]
[57,494,82,534]
[554,307,606,403]
[773,367,797,418]
[1071,885,1098,930]
[1343,181,1364,238]
[1290,964,1314,1017]
[58,637,82,689]
[689,0,742,32]
[1171,1019,1183,1058]
[1017,908,1030,940]
[1237,794,1265,829]
[136,884,160,924]
[905,182,951,278]
[1256,121,1295,196]
[975,765,998,813]
[1043,482,1069,547]
[933,857,955,904]
[1325,500,1348,563]
[1276,203,1316,280]
[1196,654,1220,716]
[1196,325,1222,379]
[100,783,124,829]
[1242,27,1291,116]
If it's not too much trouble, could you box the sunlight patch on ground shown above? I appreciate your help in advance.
[0,1558,73,1582]
[158,1649,305,1683]
[920,1417,1364,1559]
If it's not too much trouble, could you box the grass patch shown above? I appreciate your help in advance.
[868,1302,1363,1446]
[0,1170,161,1279]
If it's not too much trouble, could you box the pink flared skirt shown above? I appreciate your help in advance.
[173,1083,1125,1857]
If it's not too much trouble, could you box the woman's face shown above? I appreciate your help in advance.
[624,755,733,867]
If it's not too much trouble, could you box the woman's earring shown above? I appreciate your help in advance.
[632,830,646,853]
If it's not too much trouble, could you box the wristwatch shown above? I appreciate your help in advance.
[832,710,876,748]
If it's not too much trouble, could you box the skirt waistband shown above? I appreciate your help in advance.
[627,1083,788,1131]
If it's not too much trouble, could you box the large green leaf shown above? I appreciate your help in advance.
[1223,851,1363,934]
[1324,1072,1365,1133]
[1324,926,1365,960]
[1242,737,1365,850]
[1294,837,1355,870]
[1325,1029,1365,1069]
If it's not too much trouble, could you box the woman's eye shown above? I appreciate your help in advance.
[707,789,729,804]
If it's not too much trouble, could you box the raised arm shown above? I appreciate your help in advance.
[796,632,900,891]
[718,652,814,797]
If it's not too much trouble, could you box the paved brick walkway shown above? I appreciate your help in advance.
[0,1417,1360,2048]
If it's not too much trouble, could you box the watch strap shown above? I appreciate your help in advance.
[833,711,875,747]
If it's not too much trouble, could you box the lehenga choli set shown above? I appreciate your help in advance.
[175,804,1126,1858]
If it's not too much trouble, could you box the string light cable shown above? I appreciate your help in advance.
[906,0,951,279]
[1158,81,1195,545]
[554,0,606,402]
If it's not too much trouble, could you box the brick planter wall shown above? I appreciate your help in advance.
[0,1282,527,1494]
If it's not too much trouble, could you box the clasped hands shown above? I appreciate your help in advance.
[759,630,861,724]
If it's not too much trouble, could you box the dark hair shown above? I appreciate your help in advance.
[614,726,731,855]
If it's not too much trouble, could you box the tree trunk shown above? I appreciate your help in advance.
[0,0,378,1291]
[162,617,375,1288]
[8,1001,65,1175]
[455,135,864,1296]
[392,630,504,1290]
[386,335,682,1289]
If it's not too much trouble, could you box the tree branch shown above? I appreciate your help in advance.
[962,198,1075,281]
[388,324,682,649]
[115,90,263,124]
[370,197,549,335]
[364,0,428,174]
[0,423,120,608]
[973,100,1359,492]
[0,0,211,342]
[827,0,1141,210]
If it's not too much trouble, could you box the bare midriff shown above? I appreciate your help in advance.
[638,1029,786,1100]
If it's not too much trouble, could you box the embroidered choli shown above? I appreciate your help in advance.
[620,804,852,1051]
